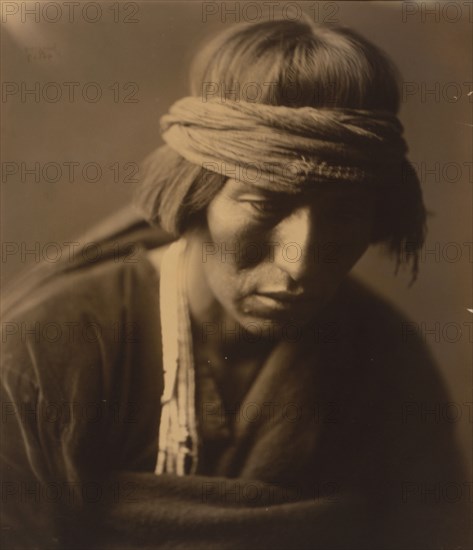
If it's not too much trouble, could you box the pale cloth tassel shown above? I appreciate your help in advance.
[155,238,199,476]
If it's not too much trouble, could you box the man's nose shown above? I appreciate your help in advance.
[272,206,320,283]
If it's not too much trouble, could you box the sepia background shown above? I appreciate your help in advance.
[2,1,472,466]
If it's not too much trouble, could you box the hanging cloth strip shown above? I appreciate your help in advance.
[155,238,199,476]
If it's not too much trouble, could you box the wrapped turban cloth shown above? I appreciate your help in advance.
[160,96,410,191]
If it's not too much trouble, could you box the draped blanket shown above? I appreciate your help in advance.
[1,209,469,549]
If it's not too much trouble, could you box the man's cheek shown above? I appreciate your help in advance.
[206,257,238,298]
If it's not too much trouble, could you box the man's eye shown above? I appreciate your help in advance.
[249,201,280,213]
[245,200,285,214]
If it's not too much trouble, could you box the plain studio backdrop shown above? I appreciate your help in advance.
[2,1,472,471]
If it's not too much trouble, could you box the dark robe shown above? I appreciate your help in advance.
[1,209,470,549]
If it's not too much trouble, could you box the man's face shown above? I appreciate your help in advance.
[190,178,376,335]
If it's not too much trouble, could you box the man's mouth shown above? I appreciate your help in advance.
[255,291,309,303]
[244,291,316,317]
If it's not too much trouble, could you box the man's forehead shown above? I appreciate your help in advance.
[225,178,375,199]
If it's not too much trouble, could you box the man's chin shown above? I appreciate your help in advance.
[232,309,319,343]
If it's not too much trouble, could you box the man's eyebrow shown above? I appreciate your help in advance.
[231,180,375,200]
[304,184,376,199]
[231,180,297,198]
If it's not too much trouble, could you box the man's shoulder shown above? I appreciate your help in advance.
[1,251,166,440]
[2,208,173,320]
[3,244,160,320]
[336,276,449,401]
[1,250,160,384]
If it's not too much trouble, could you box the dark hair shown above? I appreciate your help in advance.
[135,18,426,282]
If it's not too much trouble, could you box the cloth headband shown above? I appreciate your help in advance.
[160,96,409,190]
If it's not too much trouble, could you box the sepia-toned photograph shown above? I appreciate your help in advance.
[1,1,472,548]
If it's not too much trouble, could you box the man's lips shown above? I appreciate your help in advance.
[244,291,317,316]
[255,291,315,303]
